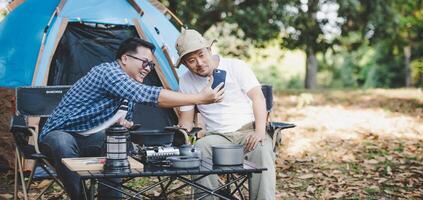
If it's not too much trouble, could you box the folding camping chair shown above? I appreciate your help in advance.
[10,86,71,200]
[180,85,295,149]
[261,85,296,152]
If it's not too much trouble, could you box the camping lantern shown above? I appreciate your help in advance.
[104,124,130,173]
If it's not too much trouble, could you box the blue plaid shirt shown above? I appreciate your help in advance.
[39,61,162,141]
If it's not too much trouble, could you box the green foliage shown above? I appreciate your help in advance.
[254,65,304,90]
[336,0,423,87]
[411,58,423,87]
[280,0,336,53]
[204,23,251,60]
[316,40,409,88]
[162,0,286,44]
[162,0,423,89]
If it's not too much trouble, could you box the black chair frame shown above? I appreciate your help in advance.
[10,85,71,200]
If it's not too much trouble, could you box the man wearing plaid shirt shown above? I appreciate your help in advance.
[40,37,224,199]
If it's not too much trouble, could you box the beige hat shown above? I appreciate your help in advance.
[175,29,215,67]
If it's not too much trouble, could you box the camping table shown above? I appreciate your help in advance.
[62,157,266,200]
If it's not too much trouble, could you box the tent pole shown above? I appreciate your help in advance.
[32,5,62,86]
[132,18,172,90]
[6,0,25,12]
[56,0,67,15]
[148,0,184,27]
[132,18,180,117]
[40,18,69,86]
[127,0,144,16]
[161,44,179,82]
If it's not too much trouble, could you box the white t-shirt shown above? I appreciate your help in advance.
[179,57,260,133]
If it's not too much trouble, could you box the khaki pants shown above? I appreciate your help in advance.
[194,123,276,200]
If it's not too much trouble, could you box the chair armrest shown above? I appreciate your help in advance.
[266,122,295,152]
[268,122,295,132]
[10,115,41,154]
[10,115,35,136]
[267,122,295,141]
[30,153,49,159]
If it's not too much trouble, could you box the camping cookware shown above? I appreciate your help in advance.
[179,144,202,158]
[164,126,202,146]
[137,146,180,164]
[167,156,201,169]
[130,129,174,146]
[212,144,244,166]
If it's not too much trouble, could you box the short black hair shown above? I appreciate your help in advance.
[115,37,155,59]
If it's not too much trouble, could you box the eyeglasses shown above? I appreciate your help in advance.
[126,54,156,69]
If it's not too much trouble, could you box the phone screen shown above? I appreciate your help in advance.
[211,69,226,89]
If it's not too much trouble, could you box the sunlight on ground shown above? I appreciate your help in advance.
[282,105,422,156]
[272,89,422,199]
[273,89,422,157]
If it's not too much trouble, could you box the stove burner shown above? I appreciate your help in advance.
[133,144,180,165]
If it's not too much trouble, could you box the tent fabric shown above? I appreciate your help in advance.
[0,0,60,87]
[0,0,183,132]
[0,0,186,89]
[48,23,137,85]
[45,21,178,128]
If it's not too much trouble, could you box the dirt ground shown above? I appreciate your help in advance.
[0,88,15,171]
[0,88,422,199]
[274,89,423,199]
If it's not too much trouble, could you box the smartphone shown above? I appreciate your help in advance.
[211,69,226,89]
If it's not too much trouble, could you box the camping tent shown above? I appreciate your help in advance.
[0,0,187,89]
[0,0,189,129]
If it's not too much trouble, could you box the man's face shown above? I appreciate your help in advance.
[182,48,214,77]
[121,46,155,83]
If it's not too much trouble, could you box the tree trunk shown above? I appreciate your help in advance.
[305,50,318,89]
[403,45,412,87]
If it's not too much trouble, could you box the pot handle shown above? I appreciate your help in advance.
[129,124,142,131]
[164,126,202,136]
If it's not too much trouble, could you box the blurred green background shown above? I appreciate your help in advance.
[1,0,422,90]
[162,0,423,90]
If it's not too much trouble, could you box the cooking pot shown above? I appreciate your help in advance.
[179,144,201,158]
[212,144,244,166]
[130,129,174,146]
[167,156,201,169]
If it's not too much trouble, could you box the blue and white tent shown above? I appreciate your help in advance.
[0,0,187,89]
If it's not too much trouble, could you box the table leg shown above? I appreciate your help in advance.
[248,173,252,200]
[81,179,89,200]
[98,179,143,200]
[90,179,96,200]
[226,174,230,195]
[230,174,246,200]
[157,176,169,199]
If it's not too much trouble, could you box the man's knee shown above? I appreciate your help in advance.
[196,135,226,157]
[195,137,210,149]
[195,138,212,157]
[248,140,275,161]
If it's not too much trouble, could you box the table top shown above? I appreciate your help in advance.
[62,157,143,171]
[74,157,266,179]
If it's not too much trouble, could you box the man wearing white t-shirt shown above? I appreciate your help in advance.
[175,29,275,200]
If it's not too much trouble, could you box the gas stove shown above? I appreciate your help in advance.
[132,144,180,165]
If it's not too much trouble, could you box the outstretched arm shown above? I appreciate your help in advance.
[157,81,224,108]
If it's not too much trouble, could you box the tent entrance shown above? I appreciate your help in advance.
[47,22,178,130]
[48,22,137,85]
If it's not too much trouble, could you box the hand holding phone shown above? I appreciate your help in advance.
[211,69,226,89]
